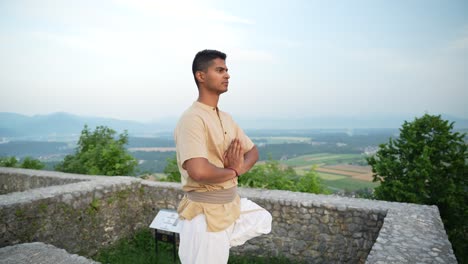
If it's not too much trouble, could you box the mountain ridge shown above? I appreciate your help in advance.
[1,112,467,138]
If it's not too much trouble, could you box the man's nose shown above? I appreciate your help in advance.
[225,72,230,79]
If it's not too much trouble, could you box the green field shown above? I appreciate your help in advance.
[318,172,379,192]
[252,136,311,144]
[315,172,346,181]
[282,153,365,167]
[282,153,378,193]
[293,169,379,192]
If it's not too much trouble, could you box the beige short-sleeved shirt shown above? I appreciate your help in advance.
[174,101,254,231]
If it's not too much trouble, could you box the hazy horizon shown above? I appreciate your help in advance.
[2,111,468,133]
[1,109,468,124]
[1,0,467,122]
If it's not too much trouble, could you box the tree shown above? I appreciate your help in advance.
[0,156,44,170]
[367,114,467,262]
[162,156,181,182]
[55,125,137,176]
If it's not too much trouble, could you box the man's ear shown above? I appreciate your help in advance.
[196,71,205,84]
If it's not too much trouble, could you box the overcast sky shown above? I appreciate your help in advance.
[1,0,467,122]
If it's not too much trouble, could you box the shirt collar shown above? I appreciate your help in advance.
[193,101,219,112]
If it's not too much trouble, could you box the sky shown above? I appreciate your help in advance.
[1,0,467,123]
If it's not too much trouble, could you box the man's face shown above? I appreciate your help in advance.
[201,58,230,94]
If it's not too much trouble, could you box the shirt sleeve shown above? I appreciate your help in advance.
[175,115,208,166]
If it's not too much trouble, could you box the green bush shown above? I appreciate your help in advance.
[239,159,328,194]
[0,156,44,170]
[55,125,137,176]
[161,156,181,182]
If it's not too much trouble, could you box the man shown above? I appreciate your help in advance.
[174,49,272,264]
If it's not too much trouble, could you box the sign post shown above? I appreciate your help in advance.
[149,209,182,263]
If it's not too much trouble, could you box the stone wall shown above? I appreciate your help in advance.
[0,167,457,263]
[232,189,386,263]
[0,242,99,264]
[0,172,86,195]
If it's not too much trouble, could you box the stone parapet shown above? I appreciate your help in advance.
[0,167,457,263]
[0,242,99,264]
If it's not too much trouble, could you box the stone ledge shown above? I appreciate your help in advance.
[0,169,139,207]
[0,167,458,263]
[0,167,108,181]
[236,187,456,263]
[0,242,99,264]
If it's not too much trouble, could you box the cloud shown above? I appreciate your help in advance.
[448,36,468,51]
[33,29,158,60]
[230,48,275,62]
[4,0,269,68]
[346,48,423,73]
[114,0,254,24]
[439,24,468,54]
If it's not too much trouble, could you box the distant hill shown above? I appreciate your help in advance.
[0,112,466,139]
[0,112,174,139]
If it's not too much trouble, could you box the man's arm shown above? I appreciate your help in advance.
[184,138,245,184]
[240,145,259,175]
[223,138,258,175]
[184,138,256,183]
[183,158,238,184]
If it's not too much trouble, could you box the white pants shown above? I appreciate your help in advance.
[178,198,272,264]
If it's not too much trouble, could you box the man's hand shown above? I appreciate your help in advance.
[223,138,245,174]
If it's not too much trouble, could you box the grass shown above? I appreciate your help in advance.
[282,153,378,192]
[93,228,174,264]
[93,228,298,264]
[229,255,301,264]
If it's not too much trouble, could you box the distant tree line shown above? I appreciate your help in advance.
[131,151,175,161]
[0,141,71,158]
[137,160,171,175]
[127,137,175,148]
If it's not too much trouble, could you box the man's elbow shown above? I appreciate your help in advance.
[250,146,260,162]
[184,158,209,182]
[188,170,204,182]
[187,165,209,182]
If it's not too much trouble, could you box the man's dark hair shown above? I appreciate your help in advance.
[192,49,227,87]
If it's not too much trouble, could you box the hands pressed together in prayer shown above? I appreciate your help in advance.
[223,138,245,176]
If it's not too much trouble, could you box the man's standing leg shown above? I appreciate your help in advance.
[178,214,231,264]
